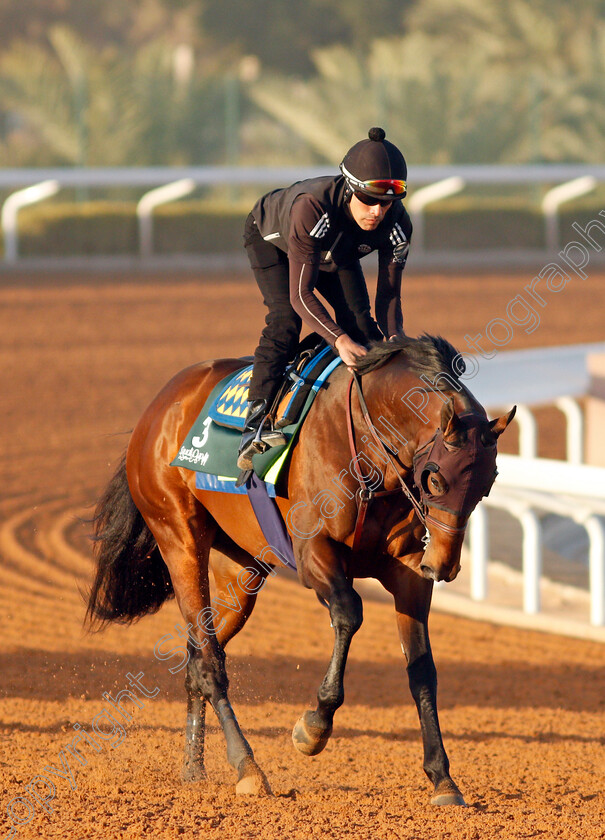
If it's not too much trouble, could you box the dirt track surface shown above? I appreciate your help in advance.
[1,269,604,839]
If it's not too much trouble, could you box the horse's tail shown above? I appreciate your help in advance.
[84,453,174,631]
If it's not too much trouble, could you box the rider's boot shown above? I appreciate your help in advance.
[236,399,286,471]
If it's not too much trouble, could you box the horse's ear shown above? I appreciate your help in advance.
[440,398,464,443]
[489,405,517,438]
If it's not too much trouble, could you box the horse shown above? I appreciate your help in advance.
[85,334,515,806]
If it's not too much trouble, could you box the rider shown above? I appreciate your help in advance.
[237,126,412,470]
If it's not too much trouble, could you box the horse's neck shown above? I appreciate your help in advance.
[364,368,472,459]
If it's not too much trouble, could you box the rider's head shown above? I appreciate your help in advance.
[340,127,407,206]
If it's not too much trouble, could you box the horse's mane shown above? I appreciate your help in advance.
[355,333,463,382]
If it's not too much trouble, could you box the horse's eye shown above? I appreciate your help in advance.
[429,475,447,494]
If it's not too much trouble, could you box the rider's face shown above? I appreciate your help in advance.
[348,193,391,231]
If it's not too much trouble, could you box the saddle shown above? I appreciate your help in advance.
[171,336,342,496]
[273,333,338,428]
[209,334,338,433]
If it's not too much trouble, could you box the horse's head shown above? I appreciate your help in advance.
[413,399,516,582]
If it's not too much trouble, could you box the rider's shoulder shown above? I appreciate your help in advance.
[388,202,413,237]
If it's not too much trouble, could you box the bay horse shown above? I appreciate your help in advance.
[86,334,514,806]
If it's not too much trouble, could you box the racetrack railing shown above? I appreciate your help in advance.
[466,343,605,629]
[470,456,605,626]
[2,164,605,268]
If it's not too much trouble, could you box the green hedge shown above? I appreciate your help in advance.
[425,196,605,250]
[16,201,249,257]
[425,197,543,250]
[11,196,605,257]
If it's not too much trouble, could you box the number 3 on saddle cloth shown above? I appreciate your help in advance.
[170,337,342,569]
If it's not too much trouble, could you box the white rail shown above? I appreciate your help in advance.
[470,455,605,626]
[1,180,60,263]
[1,164,605,190]
[465,343,605,628]
[407,176,465,253]
[542,176,596,252]
[554,396,584,465]
[137,179,196,258]
[1,165,604,262]
[470,343,605,463]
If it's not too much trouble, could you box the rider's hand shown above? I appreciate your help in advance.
[335,334,367,371]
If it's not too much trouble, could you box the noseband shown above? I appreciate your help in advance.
[346,374,495,553]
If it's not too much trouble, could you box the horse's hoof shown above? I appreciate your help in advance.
[235,757,272,796]
[292,711,332,756]
[431,782,466,807]
[181,761,207,783]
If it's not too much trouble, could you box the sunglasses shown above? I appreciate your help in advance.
[354,192,395,207]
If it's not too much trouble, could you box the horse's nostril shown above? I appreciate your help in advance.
[448,564,460,582]
[420,564,435,580]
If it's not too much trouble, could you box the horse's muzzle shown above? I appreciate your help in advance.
[419,560,461,583]
[420,563,442,582]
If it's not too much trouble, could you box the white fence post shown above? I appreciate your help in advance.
[542,176,596,252]
[1,180,60,263]
[470,504,489,601]
[513,404,538,459]
[137,178,196,259]
[554,396,584,464]
[521,509,542,614]
[585,516,605,626]
[407,176,465,254]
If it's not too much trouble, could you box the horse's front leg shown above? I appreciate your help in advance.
[381,562,465,807]
[292,540,363,756]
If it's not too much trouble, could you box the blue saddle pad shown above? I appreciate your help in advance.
[171,347,342,496]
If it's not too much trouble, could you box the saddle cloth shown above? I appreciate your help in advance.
[208,342,337,432]
[171,342,342,496]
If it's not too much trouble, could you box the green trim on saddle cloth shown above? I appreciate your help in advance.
[170,356,342,494]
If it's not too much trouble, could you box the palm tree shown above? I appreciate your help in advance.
[247,0,605,164]
[0,25,228,166]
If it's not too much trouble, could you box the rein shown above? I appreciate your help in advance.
[346,373,467,555]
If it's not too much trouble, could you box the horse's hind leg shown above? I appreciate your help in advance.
[133,483,271,795]
[182,639,208,782]
[182,542,271,788]
[292,539,363,756]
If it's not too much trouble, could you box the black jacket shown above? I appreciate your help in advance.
[251,175,412,343]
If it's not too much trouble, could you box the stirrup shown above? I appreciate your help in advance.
[258,429,287,447]
[236,428,286,471]
[237,438,265,470]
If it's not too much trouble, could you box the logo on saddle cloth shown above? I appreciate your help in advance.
[209,367,252,430]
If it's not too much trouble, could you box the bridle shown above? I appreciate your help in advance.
[346,373,490,555]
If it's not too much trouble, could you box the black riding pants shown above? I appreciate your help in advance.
[243,213,382,402]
